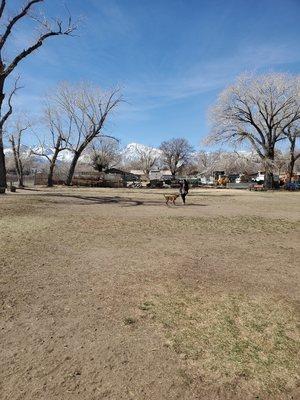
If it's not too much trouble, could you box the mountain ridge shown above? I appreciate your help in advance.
[4,142,161,165]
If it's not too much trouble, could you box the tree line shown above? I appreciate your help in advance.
[6,126,298,187]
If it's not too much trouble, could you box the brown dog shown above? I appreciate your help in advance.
[164,193,179,205]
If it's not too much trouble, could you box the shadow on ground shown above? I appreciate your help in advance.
[32,192,208,207]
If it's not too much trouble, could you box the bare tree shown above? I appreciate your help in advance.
[91,137,121,172]
[220,151,261,175]
[206,73,300,189]
[271,150,289,177]
[0,77,21,191]
[283,125,300,181]
[179,161,199,177]
[0,0,76,192]
[8,119,30,187]
[133,145,158,178]
[197,149,262,178]
[52,83,122,185]
[197,150,222,177]
[31,104,72,186]
[159,138,193,179]
[231,151,263,176]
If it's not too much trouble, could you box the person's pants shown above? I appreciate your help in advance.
[181,193,187,204]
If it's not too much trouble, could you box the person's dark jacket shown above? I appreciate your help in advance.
[180,180,189,194]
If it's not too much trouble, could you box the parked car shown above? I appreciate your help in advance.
[284,182,300,191]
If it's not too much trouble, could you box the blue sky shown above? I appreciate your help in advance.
[5,0,300,148]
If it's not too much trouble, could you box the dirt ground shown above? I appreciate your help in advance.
[1,187,299,400]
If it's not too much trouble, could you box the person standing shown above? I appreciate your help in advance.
[179,179,189,204]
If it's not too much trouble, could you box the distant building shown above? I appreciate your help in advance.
[149,169,172,181]
[149,169,162,180]
[129,169,144,177]
[106,168,140,182]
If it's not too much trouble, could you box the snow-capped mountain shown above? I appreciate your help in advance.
[6,145,92,165]
[4,142,162,168]
[30,146,76,163]
[121,143,162,162]
[4,145,31,156]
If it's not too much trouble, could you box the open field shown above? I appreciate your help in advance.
[1,187,300,400]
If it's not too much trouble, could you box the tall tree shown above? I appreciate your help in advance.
[31,104,72,187]
[0,0,76,192]
[9,119,30,187]
[206,73,300,189]
[52,83,122,185]
[134,145,158,178]
[283,125,300,182]
[160,138,193,179]
[197,150,222,177]
[91,137,121,172]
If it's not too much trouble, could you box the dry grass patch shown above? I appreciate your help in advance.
[162,216,298,234]
[102,215,298,238]
[143,292,300,398]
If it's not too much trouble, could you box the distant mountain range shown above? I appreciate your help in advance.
[4,142,162,165]
[121,143,162,162]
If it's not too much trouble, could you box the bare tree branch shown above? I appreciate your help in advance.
[0,76,21,129]
[4,20,76,76]
[0,0,43,50]
[0,0,6,20]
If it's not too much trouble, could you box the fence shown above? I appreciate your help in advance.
[72,173,124,188]
[34,173,66,186]
[11,171,125,188]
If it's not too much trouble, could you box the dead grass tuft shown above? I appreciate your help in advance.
[124,317,137,325]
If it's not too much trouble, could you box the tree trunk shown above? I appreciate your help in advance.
[264,171,274,190]
[145,169,150,179]
[0,74,6,193]
[66,151,80,186]
[0,133,6,192]
[47,161,55,187]
[287,139,296,183]
[47,149,60,187]
[10,135,24,188]
[18,161,24,188]
[287,156,295,183]
[18,175,24,187]
[264,150,275,190]
[0,123,7,192]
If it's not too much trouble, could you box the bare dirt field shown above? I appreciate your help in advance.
[1,187,300,400]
